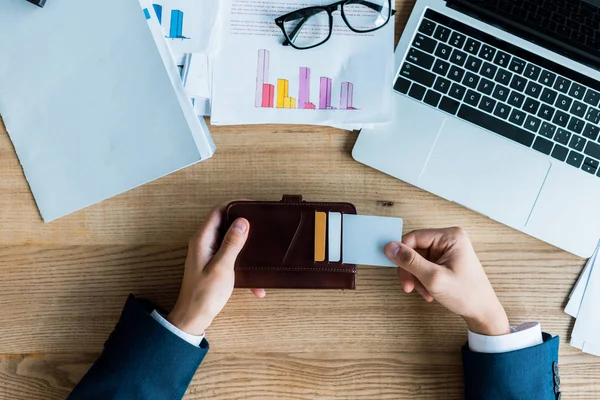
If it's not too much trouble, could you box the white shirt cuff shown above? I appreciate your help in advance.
[468,322,543,354]
[150,310,206,347]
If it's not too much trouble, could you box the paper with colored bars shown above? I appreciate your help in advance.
[210,0,395,126]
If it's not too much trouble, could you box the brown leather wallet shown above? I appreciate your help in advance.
[223,195,357,289]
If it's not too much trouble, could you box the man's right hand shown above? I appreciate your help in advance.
[385,228,510,336]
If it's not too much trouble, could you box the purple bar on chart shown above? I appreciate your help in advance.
[340,82,354,110]
[255,49,270,108]
[298,67,311,109]
[319,77,332,109]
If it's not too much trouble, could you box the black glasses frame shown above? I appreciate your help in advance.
[275,0,396,50]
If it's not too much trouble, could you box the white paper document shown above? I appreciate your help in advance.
[210,0,395,126]
[0,0,214,221]
[342,215,403,267]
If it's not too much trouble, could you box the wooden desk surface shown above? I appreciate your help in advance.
[1,1,599,398]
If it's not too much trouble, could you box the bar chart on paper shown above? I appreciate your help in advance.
[151,2,189,39]
[255,49,358,111]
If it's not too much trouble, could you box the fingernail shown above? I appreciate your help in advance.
[386,242,400,258]
[232,219,248,234]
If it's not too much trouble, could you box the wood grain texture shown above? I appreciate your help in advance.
[0,0,599,398]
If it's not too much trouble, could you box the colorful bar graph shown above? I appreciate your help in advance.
[153,4,163,24]
[254,49,357,111]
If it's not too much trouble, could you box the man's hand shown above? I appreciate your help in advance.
[385,228,510,336]
[167,203,265,336]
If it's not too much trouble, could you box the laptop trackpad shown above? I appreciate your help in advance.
[418,118,551,227]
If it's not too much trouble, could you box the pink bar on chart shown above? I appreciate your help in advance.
[298,67,311,109]
[262,84,274,107]
[255,49,270,107]
[305,102,316,109]
[319,77,332,109]
[340,82,354,110]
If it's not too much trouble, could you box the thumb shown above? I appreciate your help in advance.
[385,242,439,283]
[210,218,249,269]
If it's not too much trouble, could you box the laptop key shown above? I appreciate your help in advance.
[435,43,452,60]
[584,140,600,160]
[567,151,584,168]
[523,97,540,114]
[458,104,535,147]
[537,104,555,121]
[413,34,437,53]
[509,75,527,92]
[449,32,466,48]
[439,96,460,115]
[585,108,600,124]
[433,25,451,42]
[539,122,557,139]
[524,64,541,80]
[418,19,436,35]
[524,115,542,133]
[464,38,481,55]
[569,135,587,152]
[507,91,525,108]
[569,83,586,100]
[449,83,467,101]
[551,144,569,161]
[481,62,497,79]
[552,110,570,127]
[464,89,481,107]
[532,136,554,155]
[582,123,599,141]
[477,77,495,95]
[423,90,441,107]
[508,58,526,74]
[567,116,585,134]
[540,88,558,105]
[463,72,480,89]
[582,163,598,175]
[570,100,587,118]
[408,83,427,100]
[493,51,511,68]
[465,56,482,73]
[555,94,572,111]
[538,70,556,87]
[554,128,571,145]
[479,96,496,113]
[583,89,600,107]
[400,63,436,87]
[394,77,411,94]
[508,109,527,126]
[494,69,513,86]
[492,85,509,102]
[433,59,450,76]
[433,76,451,94]
[448,65,465,83]
[450,49,468,67]
[525,81,542,98]
[585,158,599,169]
[478,44,496,61]
[493,103,512,120]
[407,48,435,69]
[553,77,571,93]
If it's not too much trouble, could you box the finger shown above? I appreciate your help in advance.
[190,204,228,265]
[413,279,434,302]
[208,218,250,270]
[385,242,440,283]
[397,268,415,293]
[250,288,266,298]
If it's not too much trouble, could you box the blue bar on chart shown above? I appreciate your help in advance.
[153,4,163,24]
[169,10,185,38]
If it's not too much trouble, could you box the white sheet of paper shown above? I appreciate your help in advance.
[570,251,600,355]
[210,0,394,126]
[0,0,214,221]
[328,212,342,263]
[565,244,598,317]
[342,215,403,267]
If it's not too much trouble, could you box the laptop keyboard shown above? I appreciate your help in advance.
[394,9,600,177]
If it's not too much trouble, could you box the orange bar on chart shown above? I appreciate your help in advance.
[277,79,289,108]
[314,211,327,262]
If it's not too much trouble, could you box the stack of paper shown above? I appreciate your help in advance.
[565,241,600,356]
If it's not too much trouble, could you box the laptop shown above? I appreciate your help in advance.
[353,0,600,258]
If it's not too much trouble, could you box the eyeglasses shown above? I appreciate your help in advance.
[275,0,395,50]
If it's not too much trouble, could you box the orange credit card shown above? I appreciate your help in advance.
[314,211,327,262]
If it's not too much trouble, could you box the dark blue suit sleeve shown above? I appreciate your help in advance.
[69,295,208,400]
[462,333,561,400]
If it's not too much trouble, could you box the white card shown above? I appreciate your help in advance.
[328,212,342,263]
[342,215,403,267]
[565,245,597,317]
[570,249,600,355]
